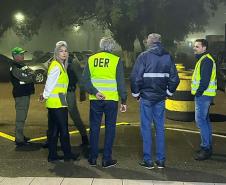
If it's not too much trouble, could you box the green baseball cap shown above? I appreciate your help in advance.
[11,47,27,55]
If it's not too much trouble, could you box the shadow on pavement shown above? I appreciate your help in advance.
[211,153,226,163]
[210,113,226,122]
[49,164,226,183]
[50,161,101,178]
[15,142,44,152]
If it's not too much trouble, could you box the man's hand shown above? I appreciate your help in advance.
[96,92,105,100]
[39,94,45,103]
[120,104,127,113]
[133,96,140,102]
[132,93,140,102]
[136,96,140,102]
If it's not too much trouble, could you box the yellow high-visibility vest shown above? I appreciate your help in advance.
[88,52,119,101]
[191,53,217,96]
[46,60,69,108]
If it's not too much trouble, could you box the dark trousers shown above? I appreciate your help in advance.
[67,91,87,136]
[14,96,30,142]
[48,107,72,158]
[89,100,118,161]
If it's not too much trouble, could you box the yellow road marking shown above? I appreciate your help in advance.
[0,122,130,142]
[0,131,15,141]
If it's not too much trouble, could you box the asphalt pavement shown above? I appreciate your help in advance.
[0,83,226,184]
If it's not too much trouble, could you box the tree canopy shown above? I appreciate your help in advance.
[0,0,225,66]
[92,0,224,66]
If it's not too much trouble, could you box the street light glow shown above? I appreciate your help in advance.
[14,12,25,23]
[72,24,80,32]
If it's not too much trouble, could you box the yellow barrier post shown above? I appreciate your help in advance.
[165,74,195,122]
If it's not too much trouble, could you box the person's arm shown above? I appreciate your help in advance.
[11,65,34,83]
[82,63,98,95]
[167,57,180,96]
[196,58,213,97]
[71,57,83,86]
[130,54,145,98]
[116,59,127,104]
[71,57,87,101]
[42,66,60,99]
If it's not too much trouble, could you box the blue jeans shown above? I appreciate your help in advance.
[140,99,165,163]
[195,95,213,150]
[89,100,118,161]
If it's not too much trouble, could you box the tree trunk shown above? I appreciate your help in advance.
[137,33,145,51]
[111,30,136,68]
[121,50,135,68]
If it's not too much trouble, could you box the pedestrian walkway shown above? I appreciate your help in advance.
[0,177,223,185]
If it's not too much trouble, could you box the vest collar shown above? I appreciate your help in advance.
[195,52,208,60]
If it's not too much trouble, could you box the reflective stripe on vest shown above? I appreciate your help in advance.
[143,73,170,78]
[48,93,66,98]
[191,53,217,96]
[45,60,69,108]
[88,52,119,101]
[55,83,67,88]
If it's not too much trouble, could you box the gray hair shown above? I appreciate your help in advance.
[147,33,161,47]
[99,37,116,51]
[54,41,68,68]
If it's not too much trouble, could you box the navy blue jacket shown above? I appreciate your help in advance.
[130,43,180,102]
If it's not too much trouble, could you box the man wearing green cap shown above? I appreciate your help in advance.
[10,47,35,147]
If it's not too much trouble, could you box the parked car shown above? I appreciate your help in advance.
[0,50,93,83]
[0,54,12,82]
[0,52,52,83]
[217,51,226,92]
[24,52,53,83]
[27,50,93,83]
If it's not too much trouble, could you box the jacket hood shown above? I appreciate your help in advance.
[147,43,168,56]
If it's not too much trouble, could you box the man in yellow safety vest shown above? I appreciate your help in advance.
[191,39,217,161]
[83,37,127,168]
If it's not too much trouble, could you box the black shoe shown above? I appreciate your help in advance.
[155,160,165,169]
[15,136,31,147]
[195,148,202,154]
[15,141,31,147]
[196,146,212,155]
[24,136,30,142]
[194,149,211,161]
[102,159,117,168]
[42,141,49,148]
[48,155,64,162]
[88,158,97,166]
[64,153,80,162]
[139,161,154,170]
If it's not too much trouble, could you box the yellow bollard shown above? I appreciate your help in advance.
[165,76,195,122]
